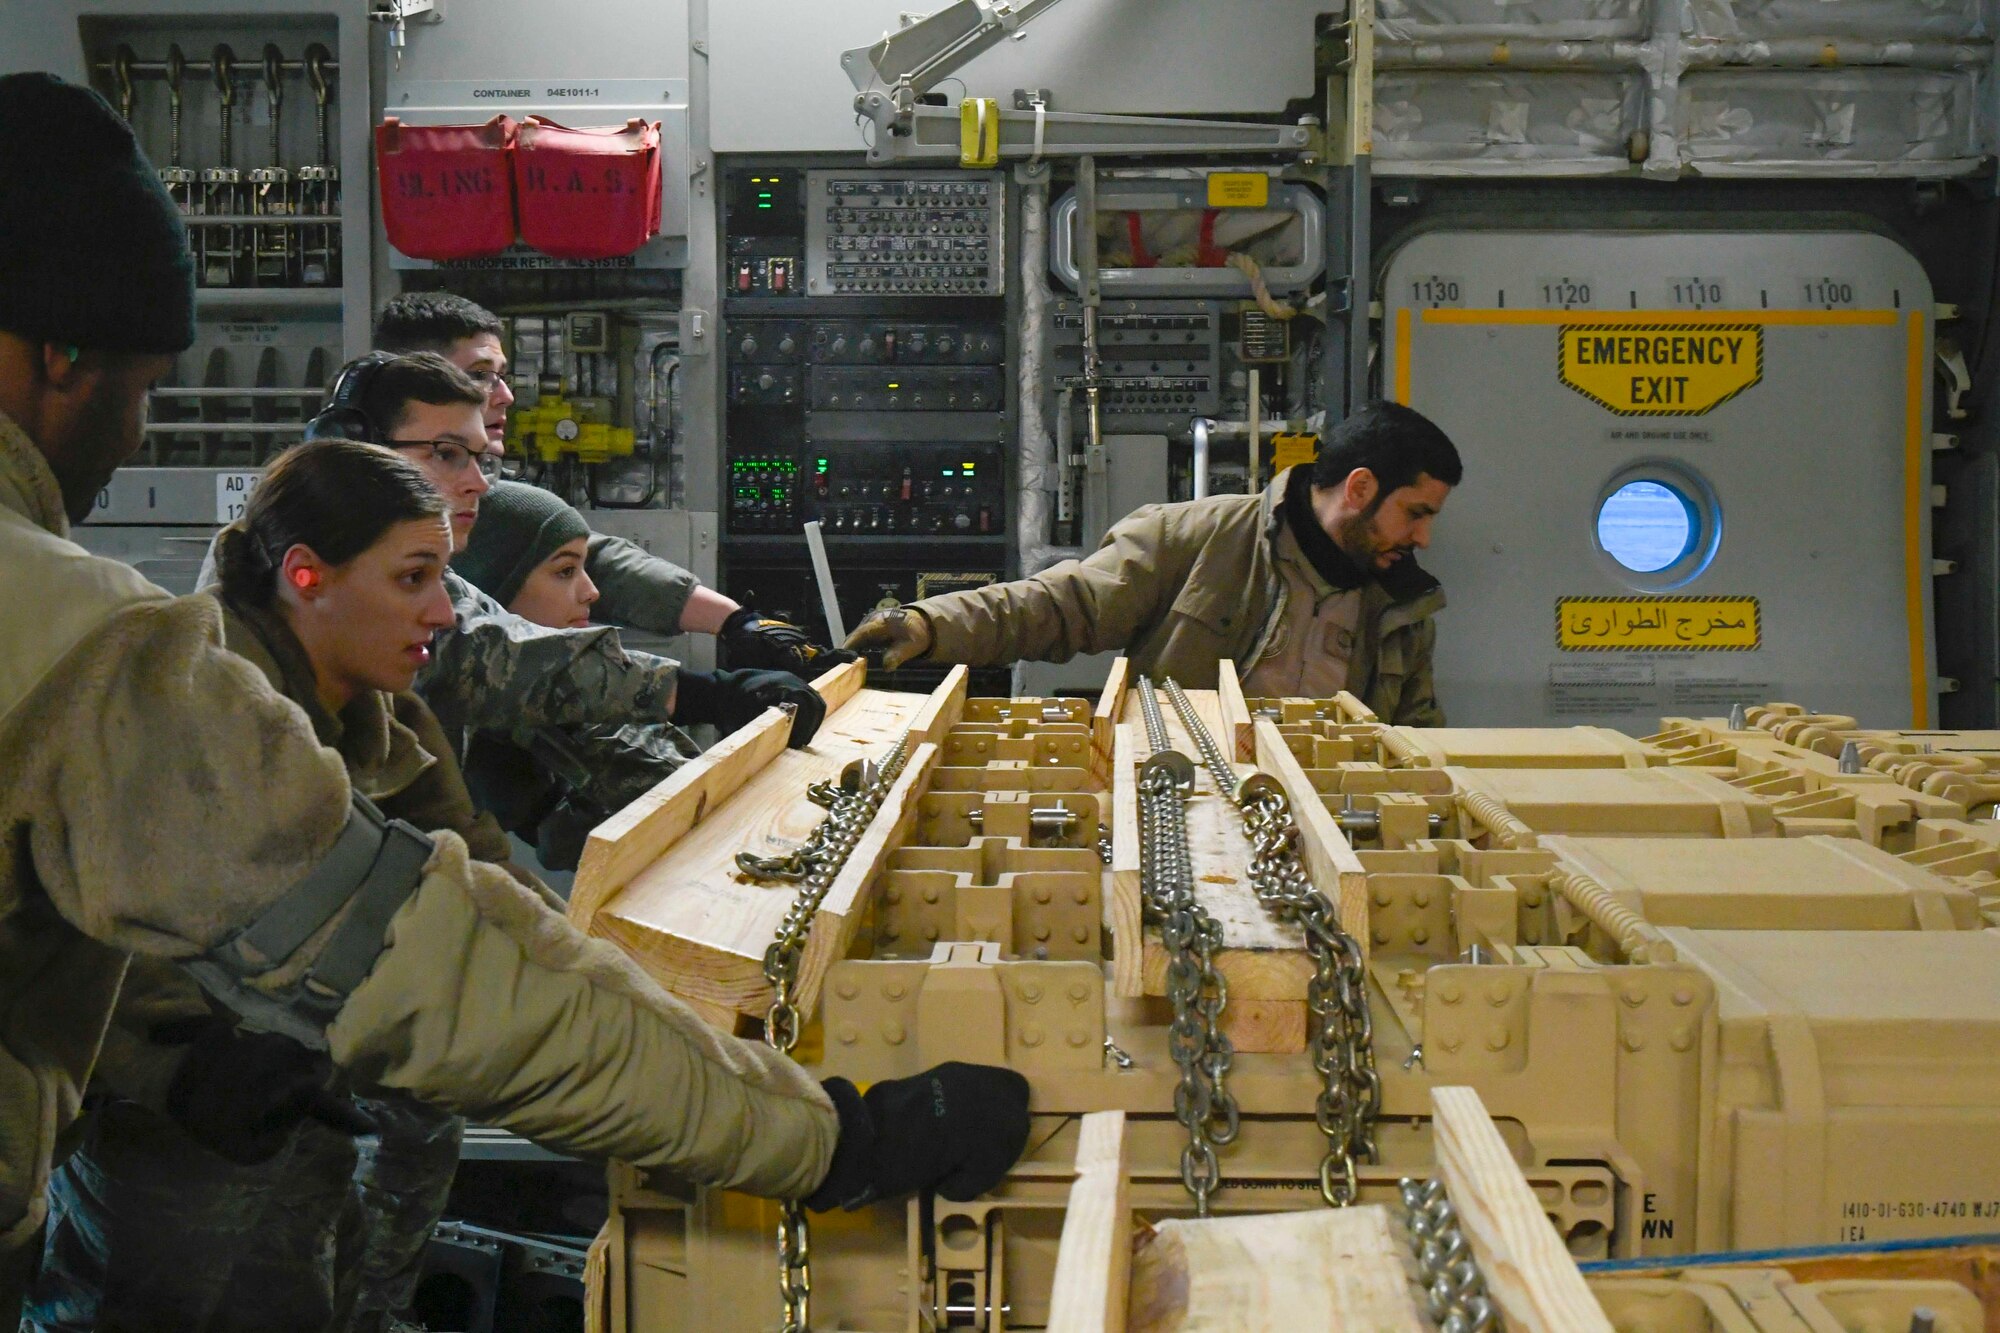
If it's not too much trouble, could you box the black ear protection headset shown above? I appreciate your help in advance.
[303,352,398,444]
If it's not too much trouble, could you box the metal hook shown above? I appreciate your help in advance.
[262,43,285,107]
[211,44,238,173]
[211,43,236,104]
[112,45,136,122]
[305,43,332,103]
[163,45,188,169]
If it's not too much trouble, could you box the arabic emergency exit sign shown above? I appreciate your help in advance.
[1558,596,1761,651]
[1559,323,1763,416]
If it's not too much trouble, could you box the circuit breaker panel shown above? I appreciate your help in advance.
[721,163,1013,690]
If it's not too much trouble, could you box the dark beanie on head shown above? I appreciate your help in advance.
[455,479,592,607]
[0,73,195,353]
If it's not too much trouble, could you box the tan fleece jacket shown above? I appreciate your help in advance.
[0,411,834,1320]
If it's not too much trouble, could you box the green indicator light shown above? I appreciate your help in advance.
[816,457,829,473]
[941,469,954,477]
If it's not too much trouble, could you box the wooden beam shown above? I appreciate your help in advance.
[811,656,868,713]
[1095,656,1132,771]
[1121,690,1316,1050]
[1218,659,1254,761]
[794,740,943,1018]
[1255,716,1372,965]
[580,679,949,1020]
[1111,721,1145,998]
[1045,1111,1130,1333]
[906,664,969,746]
[568,708,795,933]
[1128,1206,1428,1331]
[1431,1085,1614,1333]
[568,659,869,933]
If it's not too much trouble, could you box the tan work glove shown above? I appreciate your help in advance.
[843,607,933,670]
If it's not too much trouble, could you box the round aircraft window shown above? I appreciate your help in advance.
[1597,480,1696,573]
[1591,465,1720,591]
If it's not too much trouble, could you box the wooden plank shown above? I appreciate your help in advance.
[1120,687,1312,1041]
[1112,721,1145,998]
[1152,688,1301,955]
[584,680,947,1019]
[568,709,795,933]
[812,656,869,714]
[1139,946,1313,1002]
[1218,659,1254,761]
[794,740,942,1018]
[568,658,870,933]
[906,664,970,745]
[1046,1111,1131,1333]
[1128,1206,1427,1332]
[1215,998,1306,1054]
[1095,656,1133,770]
[1255,717,1372,965]
[1431,1085,1614,1333]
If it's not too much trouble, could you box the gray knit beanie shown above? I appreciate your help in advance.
[0,73,195,353]
[454,479,591,606]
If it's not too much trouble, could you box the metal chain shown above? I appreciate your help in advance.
[1161,678,1381,1207]
[1400,1177,1499,1333]
[1134,677,1239,1216]
[738,733,914,1333]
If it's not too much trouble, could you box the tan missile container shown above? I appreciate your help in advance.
[573,670,2000,1332]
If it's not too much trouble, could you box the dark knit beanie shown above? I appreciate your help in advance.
[0,73,195,353]
[455,480,591,606]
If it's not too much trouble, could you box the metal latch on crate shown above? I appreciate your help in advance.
[822,941,1104,1083]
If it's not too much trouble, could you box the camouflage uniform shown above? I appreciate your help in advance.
[449,525,708,872]
[417,567,683,756]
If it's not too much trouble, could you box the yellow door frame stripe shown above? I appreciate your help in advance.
[1394,307,1411,405]
[1904,310,1931,728]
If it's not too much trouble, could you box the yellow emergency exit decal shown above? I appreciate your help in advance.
[1558,323,1763,416]
[1206,172,1270,208]
[1558,596,1761,651]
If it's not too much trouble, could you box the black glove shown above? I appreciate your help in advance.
[804,1062,1031,1212]
[159,1016,380,1165]
[671,668,827,748]
[720,606,860,676]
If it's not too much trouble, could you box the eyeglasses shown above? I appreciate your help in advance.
[389,438,501,478]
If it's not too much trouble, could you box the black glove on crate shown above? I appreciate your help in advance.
[805,1062,1032,1212]
[670,667,827,747]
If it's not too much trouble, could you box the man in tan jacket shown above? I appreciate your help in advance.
[848,401,1463,724]
[0,73,1027,1322]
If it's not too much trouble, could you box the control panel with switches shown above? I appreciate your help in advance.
[727,455,800,533]
[720,159,1011,644]
[1048,298,1222,429]
[803,443,1006,536]
[805,172,1005,296]
[809,366,1003,413]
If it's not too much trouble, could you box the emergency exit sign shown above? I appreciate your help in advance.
[1558,322,1763,416]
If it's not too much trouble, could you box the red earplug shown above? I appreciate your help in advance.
[290,567,319,591]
